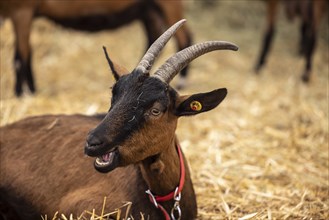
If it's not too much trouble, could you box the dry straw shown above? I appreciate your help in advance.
[41,198,137,220]
[1,1,328,220]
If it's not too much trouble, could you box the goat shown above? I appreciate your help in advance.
[0,0,192,97]
[255,0,327,82]
[0,19,238,220]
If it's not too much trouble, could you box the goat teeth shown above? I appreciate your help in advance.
[95,152,115,167]
[96,157,109,166]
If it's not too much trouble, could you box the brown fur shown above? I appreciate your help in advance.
[0,114,191,219]
[0,0,192,96]
[0,108,198,219]
[0,27,232,218]
[0,74,227,219]
[0,92,204,219]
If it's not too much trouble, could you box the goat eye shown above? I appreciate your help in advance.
[151,108,161,116]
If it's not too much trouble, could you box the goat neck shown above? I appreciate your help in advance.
[139,137,182,196]
[139,137,195,219]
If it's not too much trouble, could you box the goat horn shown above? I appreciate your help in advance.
[135,19,186,74]
[153,41,239,83]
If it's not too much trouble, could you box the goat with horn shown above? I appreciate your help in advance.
[0,19,238,220]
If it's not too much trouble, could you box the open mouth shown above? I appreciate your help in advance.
[93,147,119,173]
[95,148,116,167]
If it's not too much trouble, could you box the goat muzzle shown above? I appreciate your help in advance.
[85,133,120,173]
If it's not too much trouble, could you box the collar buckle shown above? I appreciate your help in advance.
[171,187,182,220]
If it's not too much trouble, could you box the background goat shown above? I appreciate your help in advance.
[0,20,238,220]
[255,0,327,82]
[0,0,192,97]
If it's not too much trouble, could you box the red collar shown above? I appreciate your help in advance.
[145,143,185,220]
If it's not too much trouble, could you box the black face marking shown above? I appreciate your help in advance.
[85,71,170,157]
[111,72,168,131]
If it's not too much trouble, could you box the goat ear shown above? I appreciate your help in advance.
[102,46,129,81]
[110,62,130,81]
[175,88,227,116]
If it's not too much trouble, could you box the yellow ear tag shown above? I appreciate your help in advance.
[190,101,202,111]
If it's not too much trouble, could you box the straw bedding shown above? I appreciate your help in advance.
[0,1,328,219]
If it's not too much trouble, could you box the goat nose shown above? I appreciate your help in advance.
[86,133,103,148]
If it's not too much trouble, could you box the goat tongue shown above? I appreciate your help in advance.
[102,152,114,162]
[102,153,110,162]
[95,152,114,167]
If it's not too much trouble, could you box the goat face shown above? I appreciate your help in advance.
[84,19,238,173]
[85,69,227,173]
[85,71,177,173]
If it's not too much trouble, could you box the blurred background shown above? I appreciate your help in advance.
[0,1,328,219]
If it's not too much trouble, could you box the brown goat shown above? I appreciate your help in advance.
[0,20,238,220]
[0,0,192,97]
[255,0,327,82]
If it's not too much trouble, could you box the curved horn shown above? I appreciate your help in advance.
[153,41,239,83]
[135,19,186,74]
